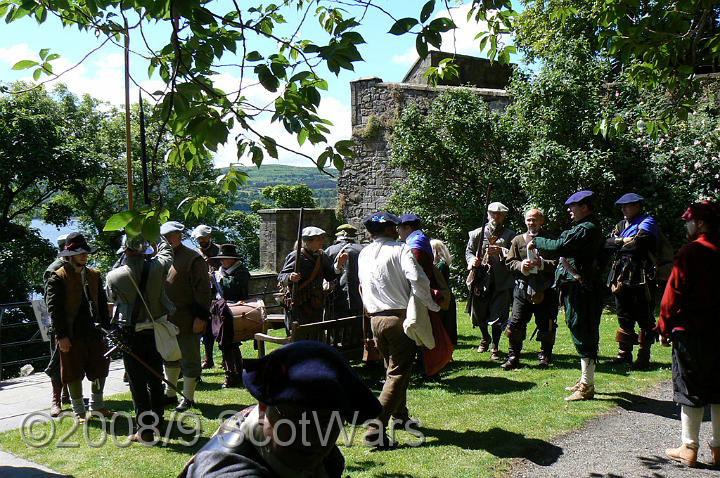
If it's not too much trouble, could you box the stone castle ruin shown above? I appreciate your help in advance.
[337,52,513,231]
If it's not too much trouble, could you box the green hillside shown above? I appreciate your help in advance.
[223,164,338,210]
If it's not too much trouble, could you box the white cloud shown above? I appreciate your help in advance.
[391,49,418,66]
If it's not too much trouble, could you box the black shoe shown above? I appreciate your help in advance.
[363,428,398,449]
[175,398,195,412]
[163,395,178,407]
[602,353,632,365]
[537,352,552,368]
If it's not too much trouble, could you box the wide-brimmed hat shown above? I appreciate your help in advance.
[212,244,241,260]
[117,234,154,255]
[58,232,97,257]
[242,341,382,424]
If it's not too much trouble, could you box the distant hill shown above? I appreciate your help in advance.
[219,164,338,210]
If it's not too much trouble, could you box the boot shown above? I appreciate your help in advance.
[201,356,214,369]
[538,340,554,368]
[565,380,581,392]
[476,337,490,353]
[222,373,243,389]
[710,445,720,467]
[490,348,502,361]
[631,330,655,371]
[50,380,63,417]
[665,444,698,467]
[565,383,594,401]
[61,385,70,405]
[500,356,520,370]
[603,328,636,365]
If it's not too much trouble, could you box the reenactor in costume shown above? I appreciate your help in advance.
[161,221,213,412]
[46,232,112,421]
[191,224,221,370]
[358,212,440,448]
[502,209,558,370]
[209,244,251,388]
[530,191,604,401]
[465,202,516,360]
[656,201,720,469]
[324,224,364,319]
[106,235,175,443]
[278,227,347,328]
[44,234,71,417]
[604,193,658,370]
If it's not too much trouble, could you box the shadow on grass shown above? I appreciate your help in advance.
[595,390,679,420]
[0,466,72,477]
[417,375,536,395]
[421,426,563,465]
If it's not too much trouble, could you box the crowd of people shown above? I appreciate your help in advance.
[40,190,720,472]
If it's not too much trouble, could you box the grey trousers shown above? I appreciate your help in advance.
[165,333,202,378]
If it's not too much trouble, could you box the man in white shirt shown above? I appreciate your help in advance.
[358,211,440,448]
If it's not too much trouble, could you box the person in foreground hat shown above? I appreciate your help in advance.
[657,201,720,468]
[45,232,112,421]
[465,201,516,360]
[44,233,71,417]
[161,221,213,412]
[209,244,251,388]
[106,234,175,442]
[191,224,221,370]
[529,191,604,401]
[324,224,364,319]
[604,193,659,370]
[277,226,348,327]
[181,341,382,478]
[358,212,440,447]
[503,209,558,370]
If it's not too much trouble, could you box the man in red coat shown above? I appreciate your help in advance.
[656,201,720,468]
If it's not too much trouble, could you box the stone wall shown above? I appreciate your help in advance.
[257,208,336,272]
[338,77,510,232]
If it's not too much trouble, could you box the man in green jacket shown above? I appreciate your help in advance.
[530,191,605,401]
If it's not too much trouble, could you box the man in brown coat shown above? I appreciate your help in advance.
[161,221,213,412]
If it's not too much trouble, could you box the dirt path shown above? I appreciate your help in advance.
[505,380,719,478]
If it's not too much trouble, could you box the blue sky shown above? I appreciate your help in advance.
[0,1,519,168]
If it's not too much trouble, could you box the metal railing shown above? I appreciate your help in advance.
[0,301,53,381]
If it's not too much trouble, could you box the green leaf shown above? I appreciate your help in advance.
[141,216,160,241]
[389,17,418,35]
[416,34,428,58]
[261,136,278,158]
[255,64,279,92]
[12,59,37,70]
[104,210,138,231]
[246,50,263,61]
[428,17,455,33]
[33,68,41,81]
[420,0,435,23]
[39,48,49,60]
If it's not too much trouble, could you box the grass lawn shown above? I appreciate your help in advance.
[0,302,673,477]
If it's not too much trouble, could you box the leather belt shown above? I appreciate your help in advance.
[371,308,406,318]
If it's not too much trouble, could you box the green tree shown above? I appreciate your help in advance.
[262,184,316,208]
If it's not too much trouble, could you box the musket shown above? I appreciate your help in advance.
[290,207,304,321]
[100,326,192,404]
[138,91,150,206]
[466,183,493,292]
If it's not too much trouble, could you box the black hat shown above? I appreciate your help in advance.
[242,341,382,424]
[212,244,241,260]
[58,232,97,257]
[399,213,421,227]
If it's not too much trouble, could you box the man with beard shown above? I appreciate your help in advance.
[502,209,558,369]
[465,202,516,360]
[191,224,221,370]
[658,201,720,468]
[530,191,605,401]
[46,232,112,421]
[604,193,659,370]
